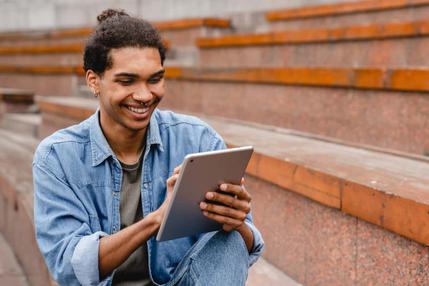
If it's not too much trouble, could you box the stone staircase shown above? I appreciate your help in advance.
[1,1,429,285]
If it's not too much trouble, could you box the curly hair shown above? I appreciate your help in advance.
[83,9,166,76]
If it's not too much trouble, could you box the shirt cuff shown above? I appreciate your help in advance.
[245,221,265,266]
[71,231,110,286]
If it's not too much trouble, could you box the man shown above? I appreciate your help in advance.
[33,9,264,286]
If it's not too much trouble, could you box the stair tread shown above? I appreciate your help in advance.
[2,113,41,124]
[0,233,29,286]
[199,115,429,204]
[247,258,301,286]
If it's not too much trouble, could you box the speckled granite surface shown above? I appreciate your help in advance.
[246,175,429,286]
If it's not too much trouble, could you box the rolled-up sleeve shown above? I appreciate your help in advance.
[245,213,265,266]
[33,162,111,285]
[71,231,109,285]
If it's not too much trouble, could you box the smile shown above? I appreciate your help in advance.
[126,105,150,114]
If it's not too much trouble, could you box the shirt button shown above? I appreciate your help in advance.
[143,183,148,189]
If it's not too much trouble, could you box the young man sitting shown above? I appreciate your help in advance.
[33,9,264,286]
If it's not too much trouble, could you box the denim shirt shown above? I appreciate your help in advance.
[33,109,264,286]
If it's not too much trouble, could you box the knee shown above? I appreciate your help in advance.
[188,231,249,285]
[225,231,248,255]
[213,230,249,263]
[191,230,249,263]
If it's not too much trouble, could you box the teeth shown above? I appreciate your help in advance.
[127,106,149,114]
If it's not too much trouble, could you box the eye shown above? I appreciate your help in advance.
[148,76,163,84]
[116,78,135,85]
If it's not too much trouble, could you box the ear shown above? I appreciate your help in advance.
[86,70,101,96]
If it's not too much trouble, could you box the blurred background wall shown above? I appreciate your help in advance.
[0,0,354,32]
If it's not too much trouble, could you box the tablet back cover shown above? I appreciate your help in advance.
[156,146,253,241]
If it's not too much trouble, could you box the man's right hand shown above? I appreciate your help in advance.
[154,164,181,228]
[99,165,182,280]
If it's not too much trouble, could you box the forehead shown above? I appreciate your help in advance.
[107,47,162,75]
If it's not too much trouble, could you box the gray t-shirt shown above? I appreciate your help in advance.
[112,153,154,286]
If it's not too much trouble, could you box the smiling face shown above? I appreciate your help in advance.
[87,46,165,137]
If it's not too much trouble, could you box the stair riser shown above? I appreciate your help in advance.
[0,74,79,97]
[246,175,429,285]
[162,79,429,155]
[0,118,39,138]
[0,54,82,66]
[269,5,429,31]
[0,37,87,48]
[0,103,34,113]
[199,37,429,68]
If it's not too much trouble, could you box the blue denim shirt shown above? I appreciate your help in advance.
[33,109,264,286]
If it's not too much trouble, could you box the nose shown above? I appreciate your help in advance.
[132,85,153,103]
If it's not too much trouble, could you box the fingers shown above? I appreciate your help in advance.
[205,191,251,213]
[167,164,182,190]
[199,201,247,221]
[166,174,179,190]
[218,182,252,202]
[200,178,252,232]
[173,164,182,175]
[202,210,243,229]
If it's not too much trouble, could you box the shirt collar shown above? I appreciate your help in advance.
[146,109,163,150]
[89,109,163,167]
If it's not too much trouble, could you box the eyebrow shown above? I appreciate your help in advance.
[149,69,165,78]
[114,69,165,79]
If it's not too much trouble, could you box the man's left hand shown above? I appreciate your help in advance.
[199,178,251,232]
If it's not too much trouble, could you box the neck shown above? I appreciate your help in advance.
[99,114,147,165]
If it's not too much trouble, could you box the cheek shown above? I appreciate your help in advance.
[151,82,165,98]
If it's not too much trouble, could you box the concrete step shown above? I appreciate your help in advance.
[75,84,93,98]
[162,66,429,156]
[2,63,429,155]
[266,0,429,31]
[0,129,53,286]
[0,233,29,286]
[247,258,301,286]
[0,113,41,138]
[0,66,82,97]
[0,42,194,67]
[0,87,36,113]
[0,18,232,47]
[197,19,429,69]
[0,17,232,68]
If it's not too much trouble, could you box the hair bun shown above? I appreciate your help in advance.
[97,9,129,23]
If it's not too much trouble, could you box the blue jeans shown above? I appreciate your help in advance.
[163,231,249,286]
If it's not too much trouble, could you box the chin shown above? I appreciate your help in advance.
[126,122,150,132]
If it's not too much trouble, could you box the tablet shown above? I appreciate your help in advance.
[156,146,254,242]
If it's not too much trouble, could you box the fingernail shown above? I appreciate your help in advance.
[220,184,227,191]
[206,192,214,199]
[203,211,208,216]
[200,202,207,209]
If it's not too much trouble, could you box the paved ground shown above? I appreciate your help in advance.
[0,233,29,286]
[247,257,301,286]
